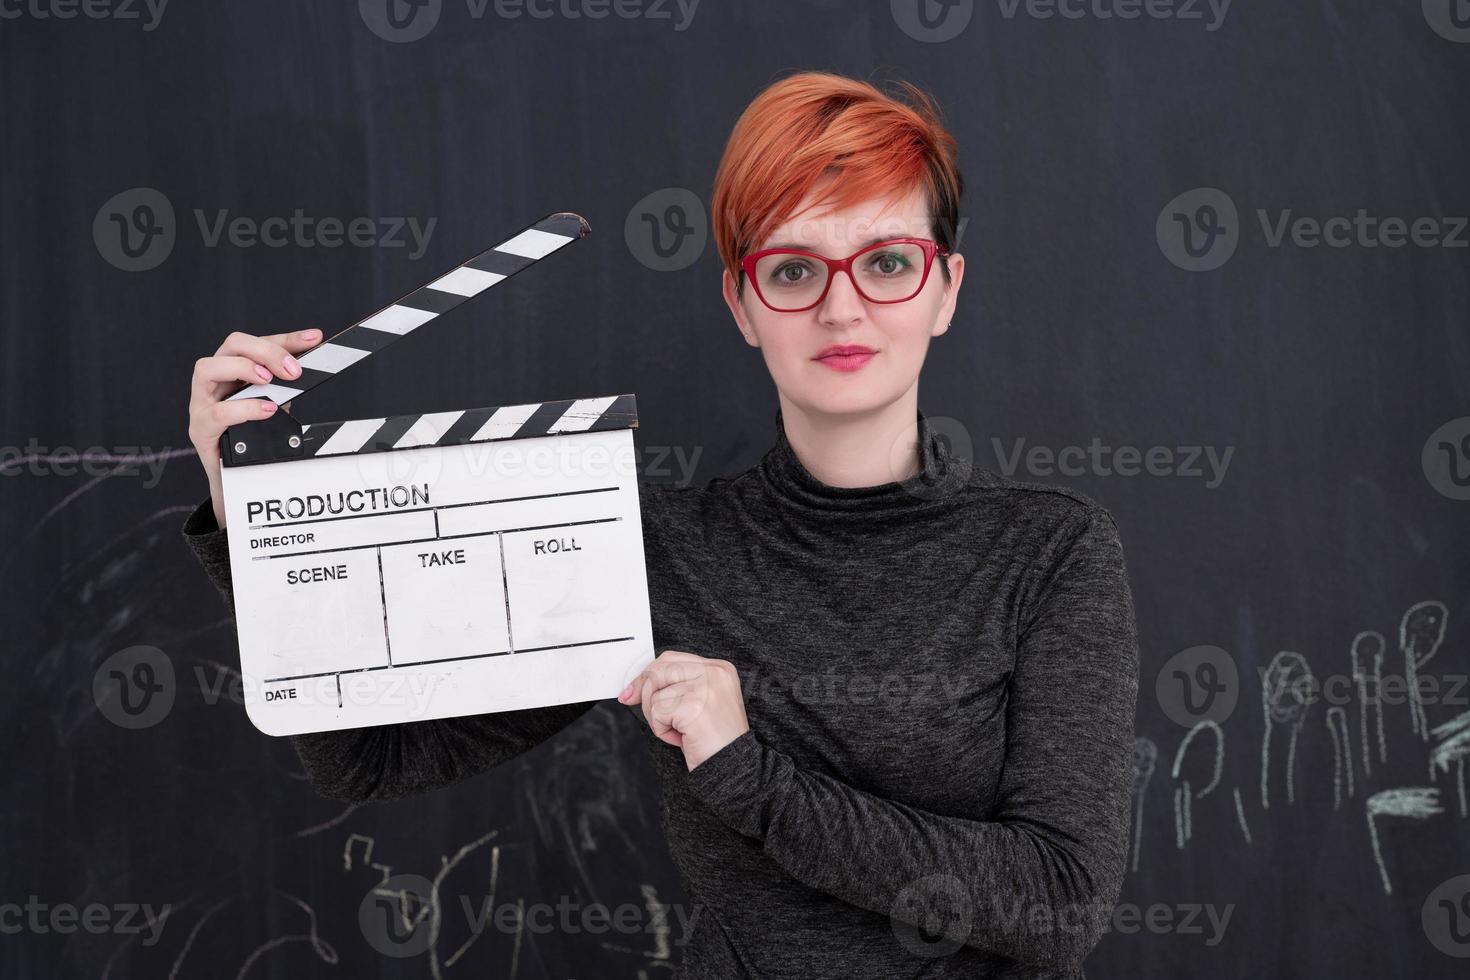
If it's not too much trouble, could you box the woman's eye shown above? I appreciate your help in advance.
[772,262,811,284]
[867,251,912,276]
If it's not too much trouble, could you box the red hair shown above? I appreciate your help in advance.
[710,70,963,291]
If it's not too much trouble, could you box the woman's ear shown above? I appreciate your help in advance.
[933,252,964,337]
[722,268,761,348]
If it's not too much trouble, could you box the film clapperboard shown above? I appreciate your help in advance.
[218,212,655,736]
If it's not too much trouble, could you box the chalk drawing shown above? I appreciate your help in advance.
[1260,651,1316,809]
[231,892,339,979]
[1327,706,1354,810]
[165,896,231,980]
[1429,711,1470,818]
[1366,788,1444,895]
[1172,721,1225,850]
[1351,630,1386,777]
[1232,788,1252,845]
[345,829,504,979]
[1129,737,1158,872]
[1402,601,1449,741]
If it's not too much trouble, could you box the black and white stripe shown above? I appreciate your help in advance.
[286,393,637,460]
[227,211,591,406]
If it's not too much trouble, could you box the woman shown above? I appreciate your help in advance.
[183,70,1139,977]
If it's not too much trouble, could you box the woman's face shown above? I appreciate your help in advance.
[722,181,964,420]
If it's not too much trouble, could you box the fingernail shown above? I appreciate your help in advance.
[618,683,632,701]
[261,400,277,414]
[254,364,272,382]
[300,329,320,341]
[283,354,300,377]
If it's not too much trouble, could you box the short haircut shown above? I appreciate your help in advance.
[711,70,964,295]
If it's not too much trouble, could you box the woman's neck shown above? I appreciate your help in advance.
[774,391,923,489]
[756,397,970,519]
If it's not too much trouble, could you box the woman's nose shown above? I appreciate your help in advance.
[817,268,866,324]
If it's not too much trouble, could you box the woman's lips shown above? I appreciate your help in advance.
[815,351,876,372]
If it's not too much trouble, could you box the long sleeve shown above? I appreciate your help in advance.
[682,504,1140,969]
[180,499,599,803]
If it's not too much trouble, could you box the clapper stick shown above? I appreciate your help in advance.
[220,211,598,466]
[226,211,590,406]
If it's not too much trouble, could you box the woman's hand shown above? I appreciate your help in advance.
[188,329,322,529]
[617,650,750,772]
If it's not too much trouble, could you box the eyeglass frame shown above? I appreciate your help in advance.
[739,236,951,313]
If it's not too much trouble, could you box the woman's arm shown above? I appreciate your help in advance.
[182,499,599,802]
[681,505,1140,969]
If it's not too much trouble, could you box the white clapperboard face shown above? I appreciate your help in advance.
[217,213,655,736]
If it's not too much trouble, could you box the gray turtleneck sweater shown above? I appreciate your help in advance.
[182,407,1139,978]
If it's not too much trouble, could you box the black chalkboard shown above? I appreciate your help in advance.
[3,1,1468,976]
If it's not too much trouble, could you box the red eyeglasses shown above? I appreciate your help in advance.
[740,237,950,313]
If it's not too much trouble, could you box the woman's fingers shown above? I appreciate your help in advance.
[621,651,700,704]
[641,676,694,747]
[190,329,317,530]
[262,328,324,353]
[618,648,699,697]
[189,395,276,453]
[213,329,321,384]
[649,679,704,743]
[651,649,702,663]
[636,675,666,739]
[211,396,277,428]
[634,659,706,742]
[191,354,273,395]
[619,651,750,769]
[189,355,279,445]
[620,650,711,744]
